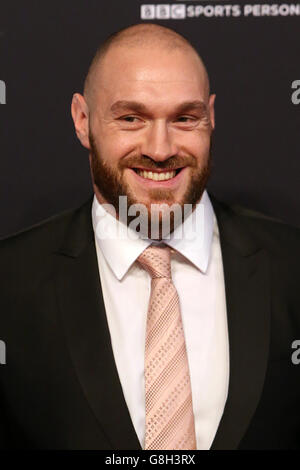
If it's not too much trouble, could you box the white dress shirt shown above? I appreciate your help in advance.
[92,190,229,450]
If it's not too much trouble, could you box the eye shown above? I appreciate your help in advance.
[120,116,140,122]
[176,116,196,123]
[116,115,145,130]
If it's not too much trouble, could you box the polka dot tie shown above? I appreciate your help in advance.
[137,244,197,450]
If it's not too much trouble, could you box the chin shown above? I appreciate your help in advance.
[144,196,181,208]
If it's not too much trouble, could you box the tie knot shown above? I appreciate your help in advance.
[137,244,172,279]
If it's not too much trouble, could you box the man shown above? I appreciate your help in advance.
[0,23,300,450]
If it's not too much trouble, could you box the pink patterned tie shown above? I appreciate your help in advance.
[137,244,197,450]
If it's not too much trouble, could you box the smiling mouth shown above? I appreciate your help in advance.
[131,167,184,181]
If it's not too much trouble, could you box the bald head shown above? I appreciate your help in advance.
[83,23,210,109]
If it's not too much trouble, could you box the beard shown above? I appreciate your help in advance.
[89,128,213,240]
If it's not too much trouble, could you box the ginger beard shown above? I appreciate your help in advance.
[89,128,213,240]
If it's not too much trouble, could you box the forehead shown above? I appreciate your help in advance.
[95,45,208,107]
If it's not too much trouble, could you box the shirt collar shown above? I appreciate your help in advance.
[92,190,215,281]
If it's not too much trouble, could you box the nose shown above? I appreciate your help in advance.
[140,120,178,162]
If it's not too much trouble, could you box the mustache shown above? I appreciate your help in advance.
[118,155,197,171]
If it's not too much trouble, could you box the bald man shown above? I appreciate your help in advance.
[0,23,300,450]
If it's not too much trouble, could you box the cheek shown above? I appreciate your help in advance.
[98,131,139,163]
[178,131,211,157]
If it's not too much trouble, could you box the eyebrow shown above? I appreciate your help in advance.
[110,100,208,116]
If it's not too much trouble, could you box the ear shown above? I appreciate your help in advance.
[208,94,216,130]
[71,93,91,149]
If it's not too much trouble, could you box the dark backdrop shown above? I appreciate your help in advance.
[0,0,299,238]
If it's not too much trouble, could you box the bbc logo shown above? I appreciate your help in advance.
[0,80,6,104]
[141,4,186,20]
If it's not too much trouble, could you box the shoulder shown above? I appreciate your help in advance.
[0,196,94,268]
[209,194,300,309]
[230,202,300,251]
[209,192,300,262]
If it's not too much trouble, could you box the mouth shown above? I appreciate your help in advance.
[128,167,187,188]
[132,167,184,180]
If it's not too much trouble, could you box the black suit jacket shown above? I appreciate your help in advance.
[0,193,300,450]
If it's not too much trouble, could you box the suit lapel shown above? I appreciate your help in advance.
[54,197,142,450]
[209,194,271,449]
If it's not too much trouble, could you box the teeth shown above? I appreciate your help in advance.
[137,170,176,181]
